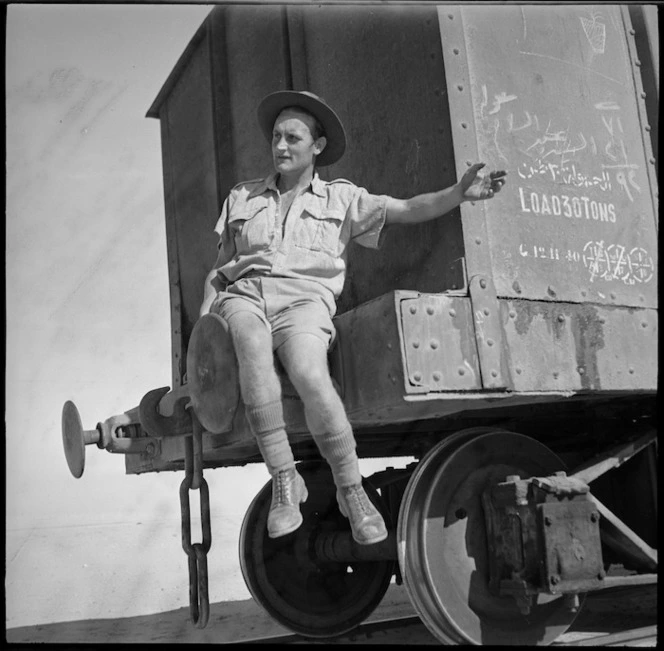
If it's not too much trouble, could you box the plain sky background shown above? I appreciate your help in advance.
[5,2,397,628]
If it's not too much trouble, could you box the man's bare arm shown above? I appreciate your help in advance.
[385,162,507,225]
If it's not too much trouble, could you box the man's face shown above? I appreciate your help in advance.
[272,108,326,177]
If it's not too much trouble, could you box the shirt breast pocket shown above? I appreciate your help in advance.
[228,207,270,253]
[295,208,345,256]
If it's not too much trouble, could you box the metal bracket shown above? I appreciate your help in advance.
[468,275,509,389]
[139,386,193,438]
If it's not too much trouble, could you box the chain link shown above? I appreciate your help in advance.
[179,416,211,628]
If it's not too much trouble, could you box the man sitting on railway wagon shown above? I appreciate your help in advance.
[199,90,506,545]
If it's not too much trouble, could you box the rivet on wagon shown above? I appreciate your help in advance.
[410,305,417,314]
[641,91,647,99]
[590,512,599,523]
[433,372,442,382]
[449,308,457,317]
[413,372,422,382]
[389,374,397,384]
[581,289,587,297]
[480,278,487,289]
[578,367,585,375]
[475,237,482,245]
[461,122,468,129]
[458,367,466,376]
[550,575,560,585]
[509,310,516,319]
[598,317,606,324]
[629,367,635,374]
[610,292,617,299]
[426,305,435,315]
[649,157,656,165]
[413,340,420,348]
[557,314,565,323]
[491,370,498,378]
[453,47,460,55]
[629,28,636,35]
[430,339,439,349]
[483,308,490,316]
[513,281,522,294]
[486,338,494,347]
[516,367,522,375]
[544,516,553,526]
[448,13,454,19]
[645,125,651,132]
[553,371,559,379]
[387,342,393,350]
[457,84,464,91]
[635,59,641,66]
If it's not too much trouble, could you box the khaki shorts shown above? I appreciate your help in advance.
[210,276,337,351]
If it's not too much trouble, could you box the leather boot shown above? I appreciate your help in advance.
[267,467,308,538]
[337,484,388,545]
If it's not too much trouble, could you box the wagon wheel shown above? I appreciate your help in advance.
[398,429,582,646]
[240,461,394,638]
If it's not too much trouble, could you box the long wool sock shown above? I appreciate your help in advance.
[245,400,294,475]
[312,423,362,488]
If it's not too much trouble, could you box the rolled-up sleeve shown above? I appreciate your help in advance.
[212,196,236,281]
[347,186,389,249]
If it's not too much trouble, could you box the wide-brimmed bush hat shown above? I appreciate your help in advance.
[257,90,346,167]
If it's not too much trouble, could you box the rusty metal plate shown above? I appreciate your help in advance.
[443,5,658,308]
[399,294,481,392]
[538,500,604,594]
[501,299,657,392]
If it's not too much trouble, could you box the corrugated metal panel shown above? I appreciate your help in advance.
[443,5,658,309]
[159,28,219,385]
[501,299,658,391]
[296,4,466,313]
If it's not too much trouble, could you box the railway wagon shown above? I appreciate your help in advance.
[61,4,658,645]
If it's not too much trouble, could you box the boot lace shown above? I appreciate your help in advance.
[274,469,296,506]
[346,485,372,516]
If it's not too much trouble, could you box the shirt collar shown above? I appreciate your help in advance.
[249,172,327,199]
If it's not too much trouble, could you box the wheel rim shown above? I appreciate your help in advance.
[398,429,581,645]
[240,461,394,638]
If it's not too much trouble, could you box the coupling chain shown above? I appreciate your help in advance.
[179,415,211,629]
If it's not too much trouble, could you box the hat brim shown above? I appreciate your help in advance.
[257,91,346,167]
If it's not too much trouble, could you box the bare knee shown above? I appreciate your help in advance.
[279,336,335,402]
[228,313,271,357]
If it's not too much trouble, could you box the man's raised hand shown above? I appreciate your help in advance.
[461,162,507,202]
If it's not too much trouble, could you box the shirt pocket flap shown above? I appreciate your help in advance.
[304,207,345,223]
[228,205,266,224]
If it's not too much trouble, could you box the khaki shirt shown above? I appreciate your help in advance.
[212,172,388,300]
